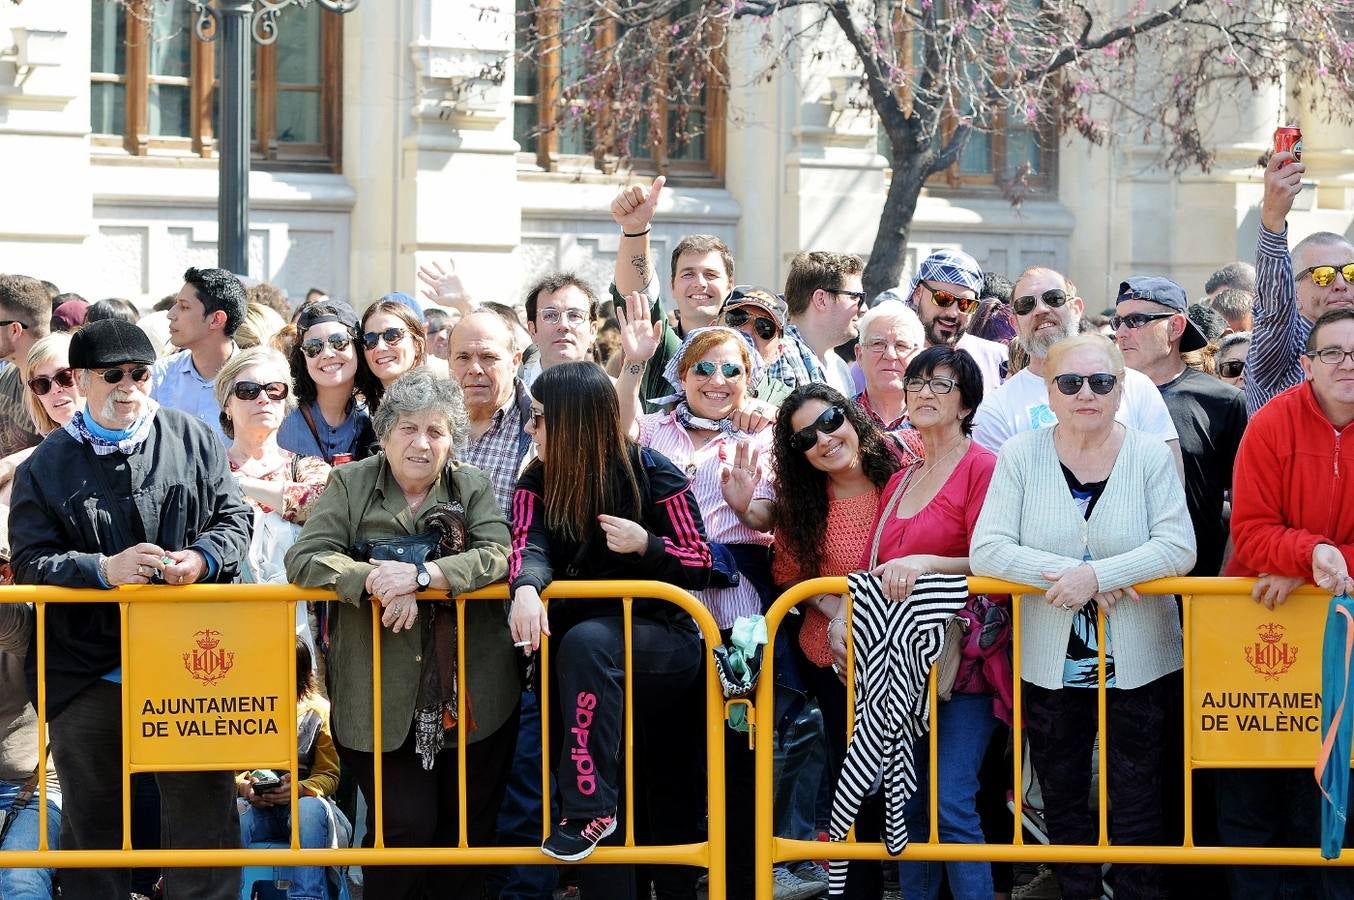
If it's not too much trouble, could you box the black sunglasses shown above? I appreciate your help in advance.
[0,320,31,331]
[1218,360,1245,378]
[1052,373,1118,396]
[789,404,847,453]
[1111,312,1174,330]
[1012,289,1071,317]
[724,309,778,341]
[27,367,75,396]
[300,334,353,358]
[831,288,868,305]
[96,366,151,386]
[363,327,408,351]
[232,380,289,401]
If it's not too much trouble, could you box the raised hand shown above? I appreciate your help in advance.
[616,291,662,364]
[417,258,472,313]
[719,441,761,515]
[1261,151,1305,234]
[610,175,666,234]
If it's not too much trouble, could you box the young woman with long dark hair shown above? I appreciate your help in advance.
[508,361,713,892]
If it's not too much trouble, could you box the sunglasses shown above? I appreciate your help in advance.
[27,368,75,396]
[363,327,408,351]
[831,289,868,306]
[1111,312,1175,330]
[690,360,745,380]
[1297,263,1354,287]
[1218,359,1246,378]
[299,334,353,358]
[1012,288,1071,317]
[789,404,847,453]
[920,282,979,315]
[232,380,289,401]
[724,309,778,341]
[95,366,151,386]
[1052,373,1118,396]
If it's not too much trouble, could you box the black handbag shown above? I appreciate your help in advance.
[352,530,442,568]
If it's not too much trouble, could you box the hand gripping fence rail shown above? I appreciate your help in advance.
[0,581,728,897]
[7,577,1354,900]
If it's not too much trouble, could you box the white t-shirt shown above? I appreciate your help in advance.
[823,353,855,397]
[956,333,1009,396]
[972,366,1178,453]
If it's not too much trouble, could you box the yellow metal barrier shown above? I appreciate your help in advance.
[0,580,728,897]
[755,576,1354,900]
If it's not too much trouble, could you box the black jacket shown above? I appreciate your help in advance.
[10,409,252,716]
[508,446,712,631]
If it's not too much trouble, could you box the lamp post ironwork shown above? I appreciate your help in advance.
[184,0,358,274]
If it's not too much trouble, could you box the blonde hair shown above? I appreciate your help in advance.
[213,347,295,439]
[234,303,287,350]
[1042,333,1125,381]
[23,332,75,435]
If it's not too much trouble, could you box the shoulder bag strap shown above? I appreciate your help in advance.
[866,461,922,570]
[82,442,142,547]
[297,402,325,456]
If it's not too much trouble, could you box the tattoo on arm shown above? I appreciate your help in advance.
[630,254,652,284]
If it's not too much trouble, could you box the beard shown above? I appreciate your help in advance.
[923,315,966,347]
[1024,317,1077,359]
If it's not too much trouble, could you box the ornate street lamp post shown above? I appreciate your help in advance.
[185,0,358,274]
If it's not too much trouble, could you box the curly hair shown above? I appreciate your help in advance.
[770,383,901,581]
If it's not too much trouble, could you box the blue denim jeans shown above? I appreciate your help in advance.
[0,781,61,900]
[773,690,827,841]
[238,797,333,900]
[488,691,558,900]
[898,693,998,900]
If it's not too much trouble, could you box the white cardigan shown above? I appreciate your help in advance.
[970,426,1197,690]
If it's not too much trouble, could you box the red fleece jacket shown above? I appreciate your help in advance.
[1227,382,1354,578]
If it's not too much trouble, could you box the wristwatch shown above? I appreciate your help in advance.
[416,565,431,590]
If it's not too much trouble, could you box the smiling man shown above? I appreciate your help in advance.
[1115,276,1247,576]
[907,249,1007,394]
[151,267,247,445]
[783,250,866,395]
[973,267,1181,473]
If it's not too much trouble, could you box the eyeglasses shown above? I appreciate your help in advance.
[299,334,353,358]
[920,282,979,315]
[1306,347,1354,366]
[724,309,778,341]
[1111,312,1175,330]
[690,360,745,380]
[864,338,917,358]
[530,406,545,426]
[829,289,868,306]
[1218,360,1246,378]
[1052,373,1118,396]
[363,327,408,350]
[789,404,847,453]
[539,308,590,327]
[232,380,289,401]
[1297,263,1354,287]
[26,368,75,396]
[904,376,957,394]
[1012,289,1071,317]
[0,320,31,331]
[95,365,152,386]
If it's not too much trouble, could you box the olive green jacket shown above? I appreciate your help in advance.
[284,454,515,752]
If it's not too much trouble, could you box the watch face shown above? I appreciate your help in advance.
[417,571,430,588]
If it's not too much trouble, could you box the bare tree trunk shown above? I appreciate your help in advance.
[862,157,926,300]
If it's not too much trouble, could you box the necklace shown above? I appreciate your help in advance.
[898,434,968,506]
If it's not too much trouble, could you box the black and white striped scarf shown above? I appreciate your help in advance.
[827,570,971,897]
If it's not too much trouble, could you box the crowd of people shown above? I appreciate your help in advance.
[0,145,1351,900]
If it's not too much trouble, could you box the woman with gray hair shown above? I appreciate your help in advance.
[285,367,517,900]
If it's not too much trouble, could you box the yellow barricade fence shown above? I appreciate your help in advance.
[0,580,728,898]
[754,576,1354,900]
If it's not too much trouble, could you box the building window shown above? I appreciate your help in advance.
[90,1,342,171]
[512,0,725,182]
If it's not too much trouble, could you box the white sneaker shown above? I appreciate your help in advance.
[773,864,827,900]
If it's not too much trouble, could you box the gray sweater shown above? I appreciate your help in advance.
[971,426,1197,690]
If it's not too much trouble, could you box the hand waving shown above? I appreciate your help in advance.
[616,291,662,365]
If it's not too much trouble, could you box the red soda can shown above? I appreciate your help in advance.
[332,452,353,465]
[1274,126,1302,161]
